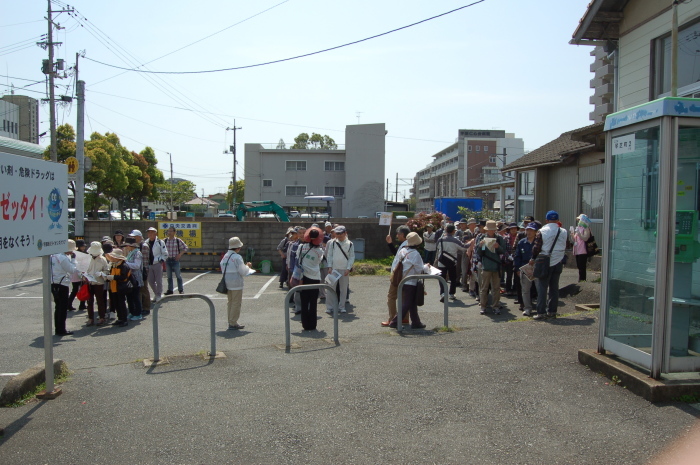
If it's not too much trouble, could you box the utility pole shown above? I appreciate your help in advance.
[671,0,680,97]
[226,122,242,212]
[75,79,85,238]
[168,153,174,219]
[43,0,72,162]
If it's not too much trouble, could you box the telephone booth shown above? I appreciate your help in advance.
[602,98,700,379]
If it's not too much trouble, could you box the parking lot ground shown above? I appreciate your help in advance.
[0,264,698,464]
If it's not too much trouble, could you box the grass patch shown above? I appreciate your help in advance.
[672,393,700,403]
[433,326,456,333]
[5,370,72,408]
[351,257,393,276]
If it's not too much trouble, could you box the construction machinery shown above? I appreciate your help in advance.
[234,201,290,222]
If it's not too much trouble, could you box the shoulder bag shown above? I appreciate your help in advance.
[216,254,231,294]
[533,228,561,279]
[290,247,310,288]
[586,234,598,257]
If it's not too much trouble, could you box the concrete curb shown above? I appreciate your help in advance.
[0,359,68,406]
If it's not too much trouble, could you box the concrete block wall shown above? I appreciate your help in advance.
[84,218,394,271]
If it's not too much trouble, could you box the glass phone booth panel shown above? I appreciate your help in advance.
[668,123,700,372]
[603,124,660,368]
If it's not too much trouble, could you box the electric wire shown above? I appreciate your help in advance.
[83,1,486,75]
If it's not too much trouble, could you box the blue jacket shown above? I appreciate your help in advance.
[514,237,535,269]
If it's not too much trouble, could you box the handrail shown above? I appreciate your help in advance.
[151,294,217,361]
[396,274,449,332]
[284,284,338,351]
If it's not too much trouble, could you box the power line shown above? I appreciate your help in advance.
[83,1,486,75]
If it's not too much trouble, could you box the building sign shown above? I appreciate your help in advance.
[459,129,506,139]
[0,151,69,262]
[158,221,201,249]
[611,134,636,155]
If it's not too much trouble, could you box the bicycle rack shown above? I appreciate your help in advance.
[396,274,449,332]
[284,284,338,351]
[151,294,216,361]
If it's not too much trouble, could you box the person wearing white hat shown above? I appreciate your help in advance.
[129,229,152,314]
[104,249,131,327]
[388,232,429,329]
[476,220,507,315]
[220,237,253,330]
[325,225,355,314]
[50,239,79,336]
[85,241,110,325]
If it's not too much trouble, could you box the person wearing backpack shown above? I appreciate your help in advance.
[435,223,467,302]
[325,225,355,315]
[296,227,325,331]
[145,227,169,303]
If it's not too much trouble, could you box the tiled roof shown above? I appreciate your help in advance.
[503,124,598,171]
[0,135,44,156]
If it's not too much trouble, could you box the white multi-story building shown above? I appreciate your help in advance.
[414,129,525,212]
[1,95,40,144]
[244,123,386,218]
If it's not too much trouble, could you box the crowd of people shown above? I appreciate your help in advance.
[50,212,592,335]
[50,227,189,335]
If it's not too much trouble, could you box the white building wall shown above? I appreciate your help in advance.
[0,100,19,140]
[344,123,386,217]
[617,0,700,109]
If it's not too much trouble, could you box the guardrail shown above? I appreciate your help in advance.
[396,274,449,332]
[284,284,338,351]
[151,294,217,361]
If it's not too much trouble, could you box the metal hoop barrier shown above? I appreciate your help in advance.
[284,284,338,351]
[396,274,449,332]
[151,294,217,362]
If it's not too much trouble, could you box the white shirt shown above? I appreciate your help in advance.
[326,238,355,271]
[397,247,429,286]
[539,222,568,267]
[51,253,77,286]
[220,251,251,290]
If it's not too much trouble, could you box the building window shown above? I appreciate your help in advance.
[324,186,345,197]
[263,179,272,187]
[518,170,535,196]
[580,183,604,221]
[484,146,489,152]
[468,145,472,152]
[286,160,306,171]
[518,199,534,220]
[324,161,345,171]
[489,156,496,164]
[285,186,307,196]
[653,18,700,98]
[476,145,480,152]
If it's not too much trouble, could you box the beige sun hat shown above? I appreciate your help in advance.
[228,237,243,249]
[67,239,77,252]
[87,241,103,256]
[406,232,422,246]
[484,220,498,231]
[107,249,127,261]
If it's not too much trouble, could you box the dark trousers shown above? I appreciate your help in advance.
[51,283,70,334]
[300,277,320,330]
[126,284,142,316]
[68,281,85,309]
[503,262,515,292]
[535,262,563,315]
[279,258,288,283]
[87,283,106,320]
[390,284,421,326]
[424,250,435,265]
[438,261,458,296]
[575,254,587,281]
[110,291,128,322]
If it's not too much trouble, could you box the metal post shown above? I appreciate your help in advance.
[47,0,57,162]
[396,274,449,332]
[671,0,679,97]
[151,294,217,362]
[42,255,54,393]
[284,284,337,350]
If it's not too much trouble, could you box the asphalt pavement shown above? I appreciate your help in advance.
[0,260,698,464]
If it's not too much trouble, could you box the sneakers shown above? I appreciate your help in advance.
[325,309,333,315]
[164,290,174,295]
[546,312,557,319]
[439,294,444,303]
[522,309,531,316]
[340,308,347,314]
[228,324,245,330]
[533,314,546,320]
[449,294,456,301]
[141,310,150,316]
[178,290,184,294]
[494,307,501,315]
[411,323,427,329]
[469,291,477,298]
[129,315,143,321]
[480,308,486,315]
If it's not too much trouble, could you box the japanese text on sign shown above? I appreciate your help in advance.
[158,221,202,249]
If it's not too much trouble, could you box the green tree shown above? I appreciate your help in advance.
[84,132,130,216]
[156,180,197,211]
[225,179,245,208]
[290,132,337,150]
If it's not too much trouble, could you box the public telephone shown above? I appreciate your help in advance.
[674,210,700,263]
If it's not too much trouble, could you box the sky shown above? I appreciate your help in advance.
[2,0,595,202]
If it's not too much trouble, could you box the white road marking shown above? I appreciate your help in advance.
[0,297,42,299]
[253,275,278,299]
[201,275,280,300]
[1,373,20,377]
[16,293,26,297]
[0,278,42,289]
[183,271,212,286]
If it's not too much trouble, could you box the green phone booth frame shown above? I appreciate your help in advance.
[602,97,700,379]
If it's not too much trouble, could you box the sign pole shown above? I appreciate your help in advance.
[42,255,55,394]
